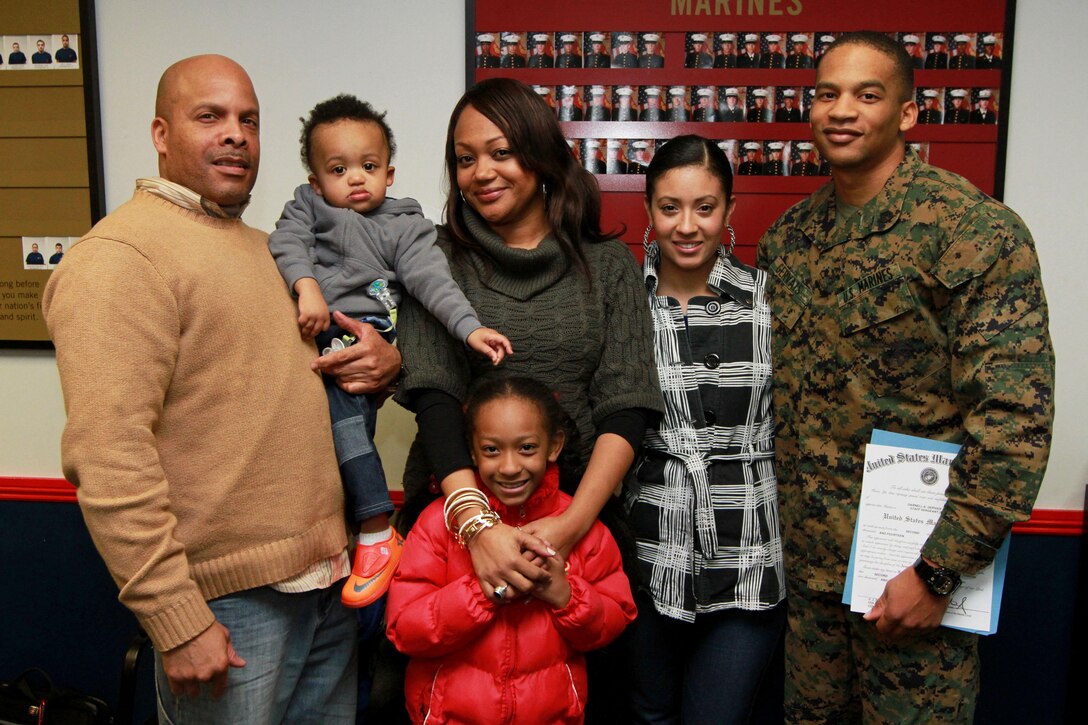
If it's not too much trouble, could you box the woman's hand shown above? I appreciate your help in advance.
[530,551,572,609]
[311,311,401,395]
[520,513,580,559]
[470,522,556,601]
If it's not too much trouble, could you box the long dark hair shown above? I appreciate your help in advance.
[464,376,585,493]
[645,134,734,203]
[444,78,619,279]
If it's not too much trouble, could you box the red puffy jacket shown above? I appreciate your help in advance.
[386,466,637,724]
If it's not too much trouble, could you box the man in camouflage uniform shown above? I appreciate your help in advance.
[758,31,1054,724]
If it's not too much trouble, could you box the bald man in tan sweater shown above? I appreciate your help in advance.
[44,55,399,724]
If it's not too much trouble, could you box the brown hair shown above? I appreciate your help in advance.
[443,78,619,278]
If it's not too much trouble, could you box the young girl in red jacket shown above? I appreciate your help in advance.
[386,376,637,724]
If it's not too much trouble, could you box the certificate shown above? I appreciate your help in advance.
[842,429,1009,635]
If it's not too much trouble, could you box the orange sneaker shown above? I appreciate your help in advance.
[341,530,404,608]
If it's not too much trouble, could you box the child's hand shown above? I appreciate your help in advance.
[294,279,330,339]
[530,551,571,609]
[467,327,513,366]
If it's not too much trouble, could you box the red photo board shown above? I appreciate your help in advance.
[469,0,1014,264]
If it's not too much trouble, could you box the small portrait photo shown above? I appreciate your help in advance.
[499,33,526,68]
[917,88,946,124]
[30,36,53,65]
[801,86,816,122]
[582,138,606,174]
[585,32,611,68]
[527,32,555,68]
[737,141,764,175]
[909,142,931,164]
[685,32,715,69]
[945,88,972,124]
[971,88,998,124]
[924,33,951,70]
[760,32,787,68]
[639,86,666,121]
[566,138,581,163]
[791,141,823,176]
[763,141,788,176]
[775,88,803,122]
[475,32,501,68]
[22,238,47,268]
[627,139,656,174]
[584,85,612,121]
[667,85,690,122]
[53,33,79,65]
[713,32,738,68]
[949,33,977,69]
[638,32,665,68]
[4,36,29,68]
[557,84,585,121]
[605,139,630,174]
[47,238,68,266]
[718,86,746,122]
[899,32,926,69]
[692,86,717,122]
[555,32,583,68]
[532,85,555,111]
[612,32,639,68]
[785,33,814,69]
[815,32,838,60]
[737,32,761,68]
[612,85,638,121]
[715,139,739,172]
[746,86,773,123]
[975,33,1003,69]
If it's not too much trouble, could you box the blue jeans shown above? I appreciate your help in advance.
[354,595,389,723]
[154,585,357,724]
[624,592,786,725]
[316,320,395,525]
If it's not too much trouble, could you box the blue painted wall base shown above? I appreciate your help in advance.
[1,501,1080,724]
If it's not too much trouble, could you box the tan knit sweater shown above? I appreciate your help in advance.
[43,191,348,650]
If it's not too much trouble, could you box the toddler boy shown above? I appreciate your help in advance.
[269,94,511,608]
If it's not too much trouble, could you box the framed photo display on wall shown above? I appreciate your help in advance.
[468,0,1016,264]
[0,0,105,348]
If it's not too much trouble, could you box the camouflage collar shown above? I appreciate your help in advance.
[805,148,922,251]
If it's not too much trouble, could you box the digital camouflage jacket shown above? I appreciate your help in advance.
[758,150,1055,593]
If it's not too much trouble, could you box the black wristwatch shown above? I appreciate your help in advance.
[913,557,961,596]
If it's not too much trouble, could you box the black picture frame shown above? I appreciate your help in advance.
[0,0,105,349]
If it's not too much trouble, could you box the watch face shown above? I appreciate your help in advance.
[916,559,960,595]
[931,572,957,595]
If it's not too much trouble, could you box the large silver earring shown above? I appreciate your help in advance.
[725,225,737,255]
[541,182,548,197]
[642,223,653,251]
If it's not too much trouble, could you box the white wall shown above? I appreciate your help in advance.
[2,0,1085,508]
[1002,0,1088,509]
[0,0,466,486]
